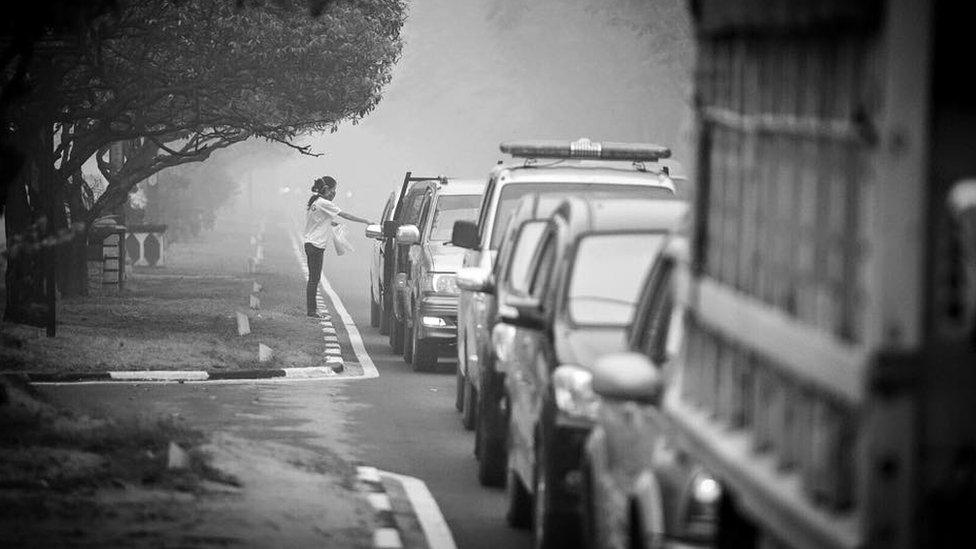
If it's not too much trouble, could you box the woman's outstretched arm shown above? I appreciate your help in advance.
[338,211,373,225]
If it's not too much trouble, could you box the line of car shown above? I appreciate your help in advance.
[364,138,719,549]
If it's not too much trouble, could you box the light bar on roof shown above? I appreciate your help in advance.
[500,138,671,161]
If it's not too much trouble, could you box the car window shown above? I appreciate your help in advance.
[418,191,435,230]
[505,222,547,295]
[638,259,675,360]
[399,187,427,224]
[529,232,557,299]
[566,232,666,326]
[429,195,481,242]
[490,183,675,249]
[381,193,395,222]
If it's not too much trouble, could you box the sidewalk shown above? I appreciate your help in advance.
[0,213,361,379]
[0,375,379,547]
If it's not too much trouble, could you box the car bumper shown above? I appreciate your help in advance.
[416,295,459,340]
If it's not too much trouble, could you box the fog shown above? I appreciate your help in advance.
[229,0,693,219]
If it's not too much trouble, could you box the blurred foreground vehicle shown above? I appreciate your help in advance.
[452,138,680,444]
[499,197,686,548]
[365,173,445,350]
[393,179,485,370]
[457,195,551,486]
[583,234,718,549]
[663,1,976,547]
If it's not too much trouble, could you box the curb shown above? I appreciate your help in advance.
[8,364,347,384]
[357,466,404,549]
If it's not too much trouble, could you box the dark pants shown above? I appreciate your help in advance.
[305,243,325,314]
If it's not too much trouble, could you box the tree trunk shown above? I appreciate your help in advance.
[58,176,91,297]
[3,114,59,333]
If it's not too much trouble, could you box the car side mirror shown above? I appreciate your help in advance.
[451,220,479,249]
[590,352,664,405]
[365,224,383,240]
[499,294,545,330]
[396,224,420,245]
[456,267,495,293]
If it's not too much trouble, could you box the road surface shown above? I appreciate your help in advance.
[39,217,531,549]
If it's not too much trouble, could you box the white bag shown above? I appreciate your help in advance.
[333,223,354,256]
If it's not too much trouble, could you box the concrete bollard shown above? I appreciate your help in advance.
[236,311,251,336]
[258,343,273,362]
[252,281,262,293]
[249,294,260,309]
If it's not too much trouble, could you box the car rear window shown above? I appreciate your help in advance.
[490,183,674,249]
[566,232,666,326]
[429,195,481,242]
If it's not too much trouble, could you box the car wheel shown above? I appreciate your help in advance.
[506,464,533,529]
[580,459,599,549]
[370,289,380,328]
[455,366,465,412]
[379,298,391,335]
[476,371,507,487]
[534,429,577,549]
[403,319,414,364]
[412,320,437,373]
[390,318,404,353]
[461,378,477,430]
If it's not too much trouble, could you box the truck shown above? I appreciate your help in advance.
[667,0,976,547]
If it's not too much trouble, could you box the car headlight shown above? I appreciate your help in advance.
[423,273,458,295]
[552,365,599,421]
[684,472,721,539]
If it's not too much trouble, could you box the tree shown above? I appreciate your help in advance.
[2,0,406,323]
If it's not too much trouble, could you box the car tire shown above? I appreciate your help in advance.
[476,370,507,487]
[461,378,477,431]
[379,299,391,335]
[370,290,380,328]
[411,320,437,373]
[534,427,578,549]
[455,366,465,412]
[580,459,599,549]
[506,466,533,530]
[390,318,404,353]
[403,319,414,364]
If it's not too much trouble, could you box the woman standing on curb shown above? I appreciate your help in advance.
[303,176,373,318]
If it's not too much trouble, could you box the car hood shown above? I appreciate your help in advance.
[556,326,629,368]
[426,245,466,273]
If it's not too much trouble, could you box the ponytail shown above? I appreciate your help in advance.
[307,194,319,210]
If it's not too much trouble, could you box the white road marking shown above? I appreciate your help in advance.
[381,471,457,549]
[290,230,379,380]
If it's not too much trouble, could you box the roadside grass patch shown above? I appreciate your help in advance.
[0,216,338,373]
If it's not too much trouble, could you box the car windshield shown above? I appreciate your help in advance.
[490,183,674,248]
[567,232,666,326]
[429,195,481,242]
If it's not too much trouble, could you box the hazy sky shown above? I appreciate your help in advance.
[244,0,694,221]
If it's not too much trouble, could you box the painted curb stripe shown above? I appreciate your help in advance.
[110,371,208,381]
[382,472,458,549]
[373,528,403,549]
[207,369,286,380]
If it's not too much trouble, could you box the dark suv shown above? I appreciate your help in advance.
[365,172,446,353]
[393,179,485,370]
[581,233,720,549]
[498,197,686,548]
